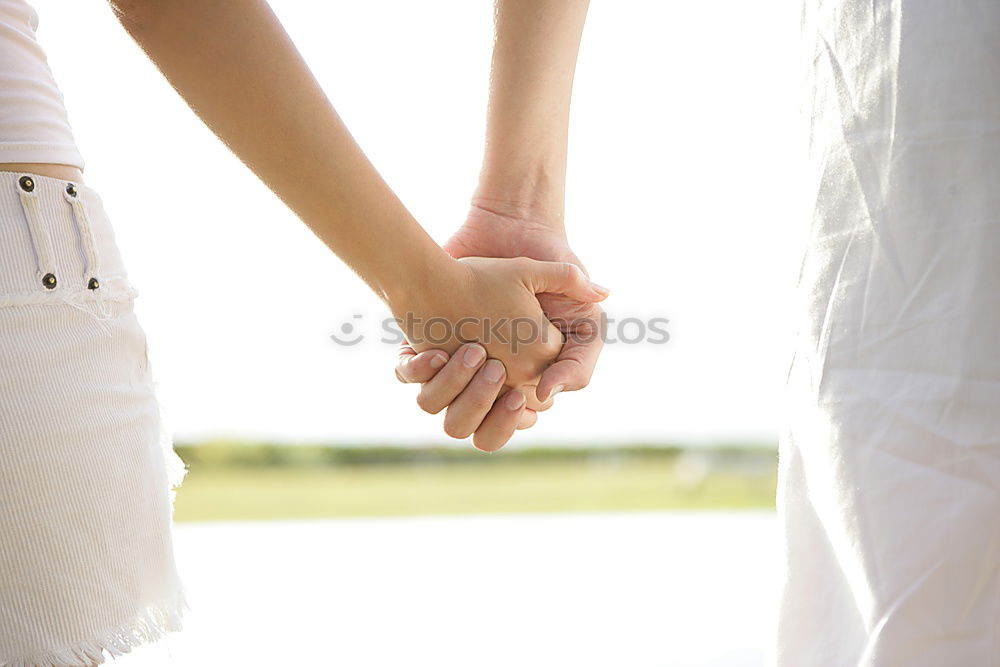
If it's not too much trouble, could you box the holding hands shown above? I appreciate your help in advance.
[395,0,599,450]
[396,203,606,451]
[118,0,598,453]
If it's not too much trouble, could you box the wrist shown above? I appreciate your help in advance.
[469,189,566,238]
[381,242,466,317]
[474,162,566,233]
[466,199,568,246]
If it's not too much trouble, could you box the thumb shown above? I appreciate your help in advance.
[521,259,610,302]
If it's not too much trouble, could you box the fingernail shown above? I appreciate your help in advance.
[463,344,486,368]
[483,359,505,383]
[505,391,525,410]
[590,282,610,297]
[429,353,447,369]
[546,384,565,402]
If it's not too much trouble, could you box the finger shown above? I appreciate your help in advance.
[520,384,554,412]
[443,359,507,439]
[396,347,449,384]
[536,328,605,402]
[521,259,610,302]
[472,389,527,452]
[517,408,537,430]
[415,343,487,414]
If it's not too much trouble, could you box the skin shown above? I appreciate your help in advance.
[0,162,83,182]
[2,1,601,452]
[396,0,601,451]
[92,0,608,415]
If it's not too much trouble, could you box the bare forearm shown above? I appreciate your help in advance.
[474,0,590,227]
[110,0,449,303]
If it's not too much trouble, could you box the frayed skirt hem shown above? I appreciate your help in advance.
[1,594,187,667]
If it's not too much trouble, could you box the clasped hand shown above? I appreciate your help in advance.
[393,205,608,452]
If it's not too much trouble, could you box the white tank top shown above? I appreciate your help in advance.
[0,0,85,170]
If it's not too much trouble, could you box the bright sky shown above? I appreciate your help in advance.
[29,0,806,446]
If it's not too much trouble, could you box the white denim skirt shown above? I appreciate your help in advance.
[0,172,185,666]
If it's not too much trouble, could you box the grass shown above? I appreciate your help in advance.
[172,451,777,522]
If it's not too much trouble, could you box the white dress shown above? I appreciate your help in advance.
[776,1,1000,664]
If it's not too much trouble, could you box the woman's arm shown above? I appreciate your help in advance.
[109,0,444,305]
[108,0,608,413]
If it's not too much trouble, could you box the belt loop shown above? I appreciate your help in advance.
[64,182,102,290]
[15,175,59,290]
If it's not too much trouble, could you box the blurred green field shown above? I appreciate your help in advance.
[172,445,777,522]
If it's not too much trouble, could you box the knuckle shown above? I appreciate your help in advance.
[415,392,442,415]
[397,362,423,384]
[464,392,495,416]
[555,262,579,285]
